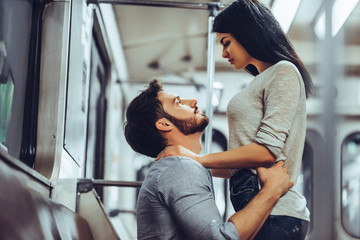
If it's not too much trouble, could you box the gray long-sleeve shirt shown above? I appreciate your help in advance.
[137,156,240,240]
[227,60,310,221]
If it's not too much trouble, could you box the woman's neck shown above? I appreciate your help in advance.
[252,59,274,74]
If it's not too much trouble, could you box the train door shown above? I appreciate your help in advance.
[294,128,324,236]
[85,37,108,199]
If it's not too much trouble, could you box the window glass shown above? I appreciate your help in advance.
[341,132,360,237]
[0,0,33,157]
[0,70,14,148]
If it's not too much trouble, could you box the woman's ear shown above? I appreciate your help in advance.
[156,118,173,132]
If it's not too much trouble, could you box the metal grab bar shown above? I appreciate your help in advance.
[77,179,142,194]
[108,209,136,217]
[93,179,143,187]
[87,0,226,10]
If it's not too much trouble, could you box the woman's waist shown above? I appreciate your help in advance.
[230,168,257,179]
[271,188,310,221]
[229,169,309,220]
[230,168,258,187]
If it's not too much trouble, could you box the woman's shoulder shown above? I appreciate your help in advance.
[273,60,301,76]
[259,61,304,92]
[265,60,301,81]
[272,60,298,72]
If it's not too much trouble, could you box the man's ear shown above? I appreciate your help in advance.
[156,118,173,132]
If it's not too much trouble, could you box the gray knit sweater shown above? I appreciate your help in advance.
[227,60,310,221]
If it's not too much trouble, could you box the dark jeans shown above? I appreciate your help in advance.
[230,169,309,240]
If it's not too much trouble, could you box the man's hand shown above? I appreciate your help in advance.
[230,161,294,240]
[256,161,294,198]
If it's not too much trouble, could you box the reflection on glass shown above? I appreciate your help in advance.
[0,71,14,146]
[0,40,6,75]
[342,133,360,237]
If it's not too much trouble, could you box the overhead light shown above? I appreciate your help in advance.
[271,0,302,33]
[314,0,359,39]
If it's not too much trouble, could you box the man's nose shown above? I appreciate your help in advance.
[183,99,197,108]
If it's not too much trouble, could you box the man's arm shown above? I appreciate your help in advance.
[228,161,293,240]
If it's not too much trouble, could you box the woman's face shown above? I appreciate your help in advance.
[216,33,252,70]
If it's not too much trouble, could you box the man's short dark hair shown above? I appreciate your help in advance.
[124,79,167,158]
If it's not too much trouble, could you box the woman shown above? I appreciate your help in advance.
[158,0,313,239]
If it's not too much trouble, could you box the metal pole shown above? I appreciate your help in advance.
[87,0,226,10]
[312,0,336,238]
[93,179,142,188]
[204,3,219,154]
[323,0,336,237]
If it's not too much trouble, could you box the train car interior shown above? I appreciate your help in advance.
[0,0,360,239]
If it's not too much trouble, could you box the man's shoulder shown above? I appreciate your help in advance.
[155,156,203,168]
[149,156,210,182]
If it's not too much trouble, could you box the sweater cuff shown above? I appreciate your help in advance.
[255,130,286,161]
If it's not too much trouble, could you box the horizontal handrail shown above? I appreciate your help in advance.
[93,179,142,188]
[87,0,226,10]
[77,178,142,194]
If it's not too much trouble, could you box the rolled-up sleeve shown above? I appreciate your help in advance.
[157,158,240,240]
[255,64,303,161]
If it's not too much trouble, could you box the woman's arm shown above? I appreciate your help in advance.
[157,142,275,170]
[199,142,275,169]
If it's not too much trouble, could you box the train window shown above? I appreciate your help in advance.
[0,70,14,148]
[0,0,40,166]
[341,132,360,237]
[84,38,108,198]
[64,0,92,166]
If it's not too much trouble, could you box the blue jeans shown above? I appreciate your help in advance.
[230,169,309,240]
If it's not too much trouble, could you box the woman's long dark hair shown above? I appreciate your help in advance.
[213,0,313,98]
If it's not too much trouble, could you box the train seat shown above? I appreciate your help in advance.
[0,160,94,240]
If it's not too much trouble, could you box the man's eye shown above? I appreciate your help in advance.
[223,42,230,47]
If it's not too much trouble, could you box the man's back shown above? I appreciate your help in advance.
[136,156,239,240]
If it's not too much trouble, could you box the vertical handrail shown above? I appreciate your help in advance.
[323,0,336,238]
[314,0,336,239]
[204,3,220,154]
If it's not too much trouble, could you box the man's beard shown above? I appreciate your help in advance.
[164,112,209,135]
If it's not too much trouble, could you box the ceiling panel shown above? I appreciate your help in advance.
[112,0,360,81]
[113,4,210,80]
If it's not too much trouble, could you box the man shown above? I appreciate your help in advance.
[124,79,293,240]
